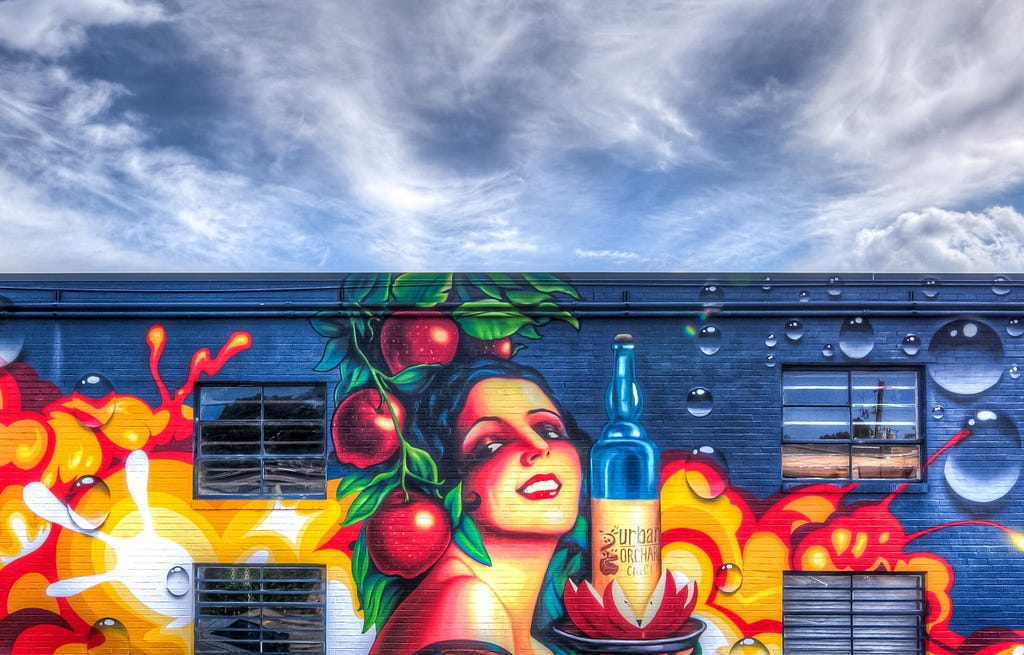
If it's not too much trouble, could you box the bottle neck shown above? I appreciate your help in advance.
[607,343,643,423]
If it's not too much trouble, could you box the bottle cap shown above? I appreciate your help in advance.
[614,334,633,344]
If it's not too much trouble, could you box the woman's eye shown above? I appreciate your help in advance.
[538,425,566,441]
[485,442,504,454]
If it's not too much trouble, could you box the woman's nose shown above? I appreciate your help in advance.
[520,435,550,465]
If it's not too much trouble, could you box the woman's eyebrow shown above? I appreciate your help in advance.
[527,408,562,419]
[461,416,501,451]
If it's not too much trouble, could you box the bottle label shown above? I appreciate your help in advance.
[590,498,662,611]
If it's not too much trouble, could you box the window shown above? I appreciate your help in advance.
[782,368,922,481]
[782,572,926,655]
[195,564,327,654]
[195,384,327,498]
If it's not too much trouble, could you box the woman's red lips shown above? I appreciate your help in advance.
[517,473,562,500]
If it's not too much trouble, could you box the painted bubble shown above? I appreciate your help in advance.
[729,637,770,655]
[1011,364,1023,380]
[839,317,874,359]
[784,319,804,343]
[822,343,835,359]
[700,284,725,311]
[826,275,844,298]
[698,325,722,355]
[761,276,772,292]
[88,617,131,652]
[900,334,922,356]
[766,354,776,368]
[167,566,191,597]
[944,410,1022,503]
[765,333,777,348]
[928,319,1004,395]
[686,387,713,417]
[932,405,945,420]
[993,275,1012,296]
[687,446,729,499]
[922,277,940,299]
[1008,318,1024,337]
[798,290,811,302]
[64,475,112,531]
[0,319,24,367]
[74,373,115,399]
[715,563,743,594]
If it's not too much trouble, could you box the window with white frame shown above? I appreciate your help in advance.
[781,368,922,481]
[783,571,926,655]
[194,564,327,654]
[195,384,327,499]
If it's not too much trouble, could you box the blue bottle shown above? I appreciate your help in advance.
[590,334,662,609]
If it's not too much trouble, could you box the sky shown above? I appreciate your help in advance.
[2,0,1024,274]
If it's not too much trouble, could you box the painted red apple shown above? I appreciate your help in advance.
[563,571,698,640]
[380,312,459,374]
[332,389,404,469]
[366,490,452,578]
[459,334,513,360]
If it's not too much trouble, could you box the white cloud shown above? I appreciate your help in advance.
[0,0,165,57]
[574,248,641,262]
[839,206,1024,272]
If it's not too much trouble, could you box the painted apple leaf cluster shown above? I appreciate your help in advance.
[310,272,580,631]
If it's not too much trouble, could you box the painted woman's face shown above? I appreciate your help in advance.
[457,377,582,538]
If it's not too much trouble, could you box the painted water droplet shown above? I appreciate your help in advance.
[766,354,776,368]
[922,277,940,299]
[0,319,24,367]
[993,275,1012,296]
[700,284,725,310]
[687,446,729,499]
[932,405,945,420]
[761,276,772,292]
[765,333,777,348]
[715,563,743,594]
[945,410,1022,503]
[729,637,770,655]
[1008,318,1024,337]
[88,617,131,653]
[686,387,713,417]
[822,343,835,359]
[900,334,922,356]
[698,325,722,355]
[928,319,1004,395]
[74,373,114,399]
[839,317,874,359]
[166,566,190,597]
[64,475,111,531]
[1011,365,1023,380]
[798,289,811,302]
[784,319,804,343]
[826,275,844,298]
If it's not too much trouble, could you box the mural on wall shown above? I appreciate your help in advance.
[0,274,1023,654]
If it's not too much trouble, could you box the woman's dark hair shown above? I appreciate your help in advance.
[406,357,590,486]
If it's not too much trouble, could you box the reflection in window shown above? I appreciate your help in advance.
[195,564,327,654]
[782,368,922,481]
[195,384,327,499]
[783,572,926,654]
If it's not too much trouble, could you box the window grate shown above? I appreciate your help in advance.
[194,564,327,655]
[783,572,926,655]
[195,383,327,499]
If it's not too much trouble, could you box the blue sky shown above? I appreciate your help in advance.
[2,0,1024,273]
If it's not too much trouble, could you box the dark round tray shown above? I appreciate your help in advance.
[552,617,706,654]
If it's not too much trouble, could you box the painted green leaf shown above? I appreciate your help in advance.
[485,272,519,288]
[517,324,542,340]
[390,273,453,306]
[361,571,388,632]
[454,299,533,340]
[314,337,347,372]
[343,478,399,527]
[522,272,581,299]
[463,273,503,300]
[443,483,463,519]
[453,514,491,566]
[405,444,439,484]
[310,313,347,338]
[504,288,553,306]
[351,527,370,597]
[344,273,391,305]
[336,470,376,500]
[387,363,439,392]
